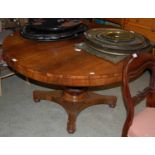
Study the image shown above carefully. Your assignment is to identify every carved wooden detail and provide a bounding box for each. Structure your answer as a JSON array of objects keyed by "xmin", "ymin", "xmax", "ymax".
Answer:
[
  {"xmin": 122, "ymin": 53, "xmax": 155, "ymax": 137},
  {"xmin": 33, "ymin": 88, "xmax": 116, "ymax": 133}
]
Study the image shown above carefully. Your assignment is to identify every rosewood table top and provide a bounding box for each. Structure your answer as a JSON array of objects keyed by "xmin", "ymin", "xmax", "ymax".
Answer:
[
  {"xmin": 3, "ymin": 32, "xmax": 124, "ymax": 87},
  {"xmin": 3, "ymin": 30, "xmax": 126, "ymax": 133}
]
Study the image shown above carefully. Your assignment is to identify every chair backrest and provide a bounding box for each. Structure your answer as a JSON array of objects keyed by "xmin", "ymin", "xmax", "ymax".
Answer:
[{"xmin": 122, "ymin": 53, "xmax": 155, "ymax": 137}]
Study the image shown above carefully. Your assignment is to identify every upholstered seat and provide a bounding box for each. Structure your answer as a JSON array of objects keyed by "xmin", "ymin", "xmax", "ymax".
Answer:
[{"xmin": 128, "ymin": 107, "xmax": 155, "ymax": 137}]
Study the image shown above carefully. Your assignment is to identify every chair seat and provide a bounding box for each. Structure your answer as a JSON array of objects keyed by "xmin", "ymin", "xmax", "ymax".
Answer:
[{"xmin": 128, "ymin": 107, "xmax": 155, "ymax": 137}]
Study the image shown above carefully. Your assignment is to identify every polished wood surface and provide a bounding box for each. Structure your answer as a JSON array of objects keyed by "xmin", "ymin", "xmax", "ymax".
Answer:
[
  {"xmin": 3, "ymin": 30, "xmax": 126, "ymax": 133},
  {"xmin": 3, "ymin": 32, "xmax": 124, "ymax": 87},
  {"xmin": 122, "ymin": 53, "xmax": 155, "ymax": 137}
]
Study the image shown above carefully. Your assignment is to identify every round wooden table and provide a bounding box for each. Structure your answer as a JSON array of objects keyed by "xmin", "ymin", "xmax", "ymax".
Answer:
[{"xmin": 3, "ymin": 32, "xmax": 125, "ymax": 133}]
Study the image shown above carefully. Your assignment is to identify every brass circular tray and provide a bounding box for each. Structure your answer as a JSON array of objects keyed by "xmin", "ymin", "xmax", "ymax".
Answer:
[
  {"xmin": 84, "ymin": 28, "xmax": 152, "ymax": 55},
  {"xmin": 96, "ymin": 28, "xmax": 135, "ymax": 42}
]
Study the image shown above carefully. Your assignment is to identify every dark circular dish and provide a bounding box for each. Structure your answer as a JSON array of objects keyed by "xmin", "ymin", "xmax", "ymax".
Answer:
[{"xmin": 20, "ymin": 20, "xmax": 88, "ymax": 41}]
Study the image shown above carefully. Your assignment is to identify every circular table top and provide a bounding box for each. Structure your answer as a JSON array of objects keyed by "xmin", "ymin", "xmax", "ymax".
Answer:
[{"xmin": 3, "ymin": 31, "xmax": 125, "ymax": 87}]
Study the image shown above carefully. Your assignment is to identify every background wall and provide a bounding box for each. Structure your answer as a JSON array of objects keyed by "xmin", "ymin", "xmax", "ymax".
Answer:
[{"xmin": 0, "ymin": 18, "xmax": 28, "ymax": 31}]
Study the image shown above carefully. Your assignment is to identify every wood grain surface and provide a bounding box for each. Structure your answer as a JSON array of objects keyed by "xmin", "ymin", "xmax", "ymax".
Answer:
[{"xmin": 3, "ymin": 32, "xmax": 124, "ymax": 87}]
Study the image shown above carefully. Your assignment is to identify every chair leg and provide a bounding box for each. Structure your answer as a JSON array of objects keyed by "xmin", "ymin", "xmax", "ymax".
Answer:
[
  {"xmin": 0, "ymin": 78, "xmax": 2, "ymax": 96},
  {"xmin": 25, "ymin": 77, "xmax": 30, "ymax": 85}
]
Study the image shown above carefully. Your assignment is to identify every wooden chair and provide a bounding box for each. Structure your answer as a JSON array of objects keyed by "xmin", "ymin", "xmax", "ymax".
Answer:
[
  {"xmin": 122, "ymin": 53, "xmax": 155, "ymax": 137},
  {"xmin": 0, "ymin": 47, "xmax": 15, "ymax": 96},
  {"xmin": 0, "ymin": 67, "xmax": 15, "ymax": 96}
]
